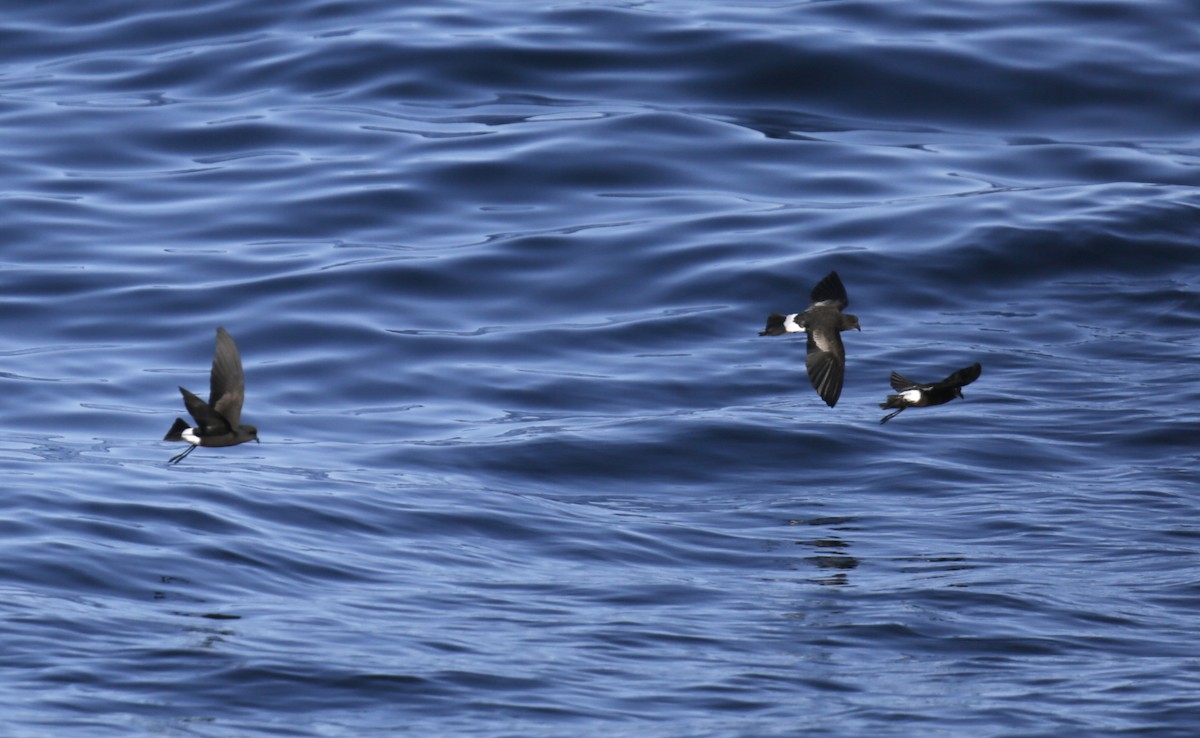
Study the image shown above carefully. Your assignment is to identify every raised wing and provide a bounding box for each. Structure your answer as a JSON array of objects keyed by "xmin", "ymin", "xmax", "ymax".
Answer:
[
  {"xmin": 180, "ymin": 386, "xmax": 232, "ymax": 436},
  {"xmin": 889, "ymin": 371, "xmax": 920, "ymax": 392},
  {"xmin": 809, "ymin": 271, "xmax": 849, "ymax": 310},
  {"xmin": 209, "ymin": 327, "xmax": 246, "ymax": 429}
]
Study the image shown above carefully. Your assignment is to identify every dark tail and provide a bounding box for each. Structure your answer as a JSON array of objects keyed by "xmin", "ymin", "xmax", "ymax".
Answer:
[
  {"xmin": 164, "ymin": 418, "xmax": 190, "ymax": 441},
  {"xmin": 759, "ymin": 313, "xmax": 787, "ymax": 336}
]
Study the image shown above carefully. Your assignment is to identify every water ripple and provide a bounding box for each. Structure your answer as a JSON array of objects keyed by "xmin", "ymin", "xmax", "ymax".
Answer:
[{"xmin": 1, "ymin": 1, "xmax": 1199, "ymax": 736}]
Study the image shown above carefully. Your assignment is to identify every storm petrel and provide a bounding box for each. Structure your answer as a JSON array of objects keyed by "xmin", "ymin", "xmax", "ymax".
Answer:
[
  {"xmin": 760, "ymin": 270, "xmax": 861, "ymax": 407},
  {"xmin": 164, "ymin": 327, "xmax": 259, "ymax": 464},
  {"xmin": 879, "ymin": 362, "xmax": 982, "ymax": 424}
]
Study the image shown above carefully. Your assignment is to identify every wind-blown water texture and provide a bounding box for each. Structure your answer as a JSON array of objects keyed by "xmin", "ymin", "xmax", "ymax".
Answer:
[{"xmin": 1, "ymin": 1, "xmax": 1198, "ymax": 736}]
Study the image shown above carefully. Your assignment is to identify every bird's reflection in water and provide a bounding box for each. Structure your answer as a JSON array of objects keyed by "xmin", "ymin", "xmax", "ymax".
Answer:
[{"xmin": 789, "ymin": 517, "xmax": 859, "ymax": 586}]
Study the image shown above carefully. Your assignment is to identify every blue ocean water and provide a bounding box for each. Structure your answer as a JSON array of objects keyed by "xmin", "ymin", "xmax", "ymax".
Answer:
[{"xmin": 1, "ymin": 1, "xmax": 1198, "ymax": 735}]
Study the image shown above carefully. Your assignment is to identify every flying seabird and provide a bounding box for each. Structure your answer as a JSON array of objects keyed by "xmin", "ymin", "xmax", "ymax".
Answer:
[
  {"xmin": 164, "ymin": 327, "xmax": 259, "ymax": 463},
  {"xmin": 879, "ymin": 362, "xmax": 982, "ymax": 424},
  {"xmin": 760, "ymin": 270, "xmax": 861, "ymax": 407}
]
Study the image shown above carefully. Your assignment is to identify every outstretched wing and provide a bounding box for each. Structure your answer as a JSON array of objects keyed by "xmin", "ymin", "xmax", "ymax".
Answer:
[
  {"xmin": 943, "ymin": 362, "xmax": 982, "ymax": 388},
  {"xmin": 809, "ymin": 271, "xmax": 849, "ymax": 310},
  {"xmin": 805, "ymin": 327, "xmax": 846, "ymax": 407},
  {"xmin": 209, "ymin": 327, "xmax": 246, "ymax": 429}
]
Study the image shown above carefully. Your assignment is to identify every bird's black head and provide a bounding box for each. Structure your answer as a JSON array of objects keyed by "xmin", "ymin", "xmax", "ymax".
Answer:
[
  {"xmin": 238, "ymin": 424, "xmax": 259, "ymax": 443},
  {"xmin": 842, "ymin": 313, "xmax": 861, "ymax": 332}
]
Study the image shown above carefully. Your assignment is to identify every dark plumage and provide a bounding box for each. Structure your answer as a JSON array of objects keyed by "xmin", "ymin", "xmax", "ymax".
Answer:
[
  {"xmin": 164, "ymin": 327, "xmax": 259, "ymax": 463},
  {"xmin": 760, "ymin": 271, "xmax": 861, "ymax": 407},
  {"xmin": 879, "ymin": 362, "xmax": 982, "ymax": 424}
]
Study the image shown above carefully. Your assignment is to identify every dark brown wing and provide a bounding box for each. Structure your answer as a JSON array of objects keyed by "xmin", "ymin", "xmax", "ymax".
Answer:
[
  {"xmin": 805, "ymin": 324, "xmax": 846, "ymax": 408},
  {"xmin": 889, "ymin": 371, "xmax": 920, "ymax": 392},
  {"xmin": 209, "ymin": 327, "xmax": 246, "ymax": 429},
  {"xmin": 180, "ymin": 386, "xmax": 231, "ymax": 436},
  {"xmin": 809, "ymin": 271, "xmax": 849, "ymax": 310},
  {"xmin": 942, "ymin": 362, "xmax": 982, "ymax": 388}
]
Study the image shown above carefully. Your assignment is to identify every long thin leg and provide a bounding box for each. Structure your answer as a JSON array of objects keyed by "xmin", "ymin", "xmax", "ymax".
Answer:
[
  {"xmin": 879, "ymin": 407, "xmax": 905, "ymax": 425},
  {"xmin": 168, "ymin": 444, "xmax": 198, "ymax": 464}
]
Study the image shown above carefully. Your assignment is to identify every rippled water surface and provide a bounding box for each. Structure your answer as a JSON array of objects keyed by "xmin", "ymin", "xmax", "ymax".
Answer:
[{"xmin": 2, "ymin": 1, "xmax": 1199, "ymax": 736}]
